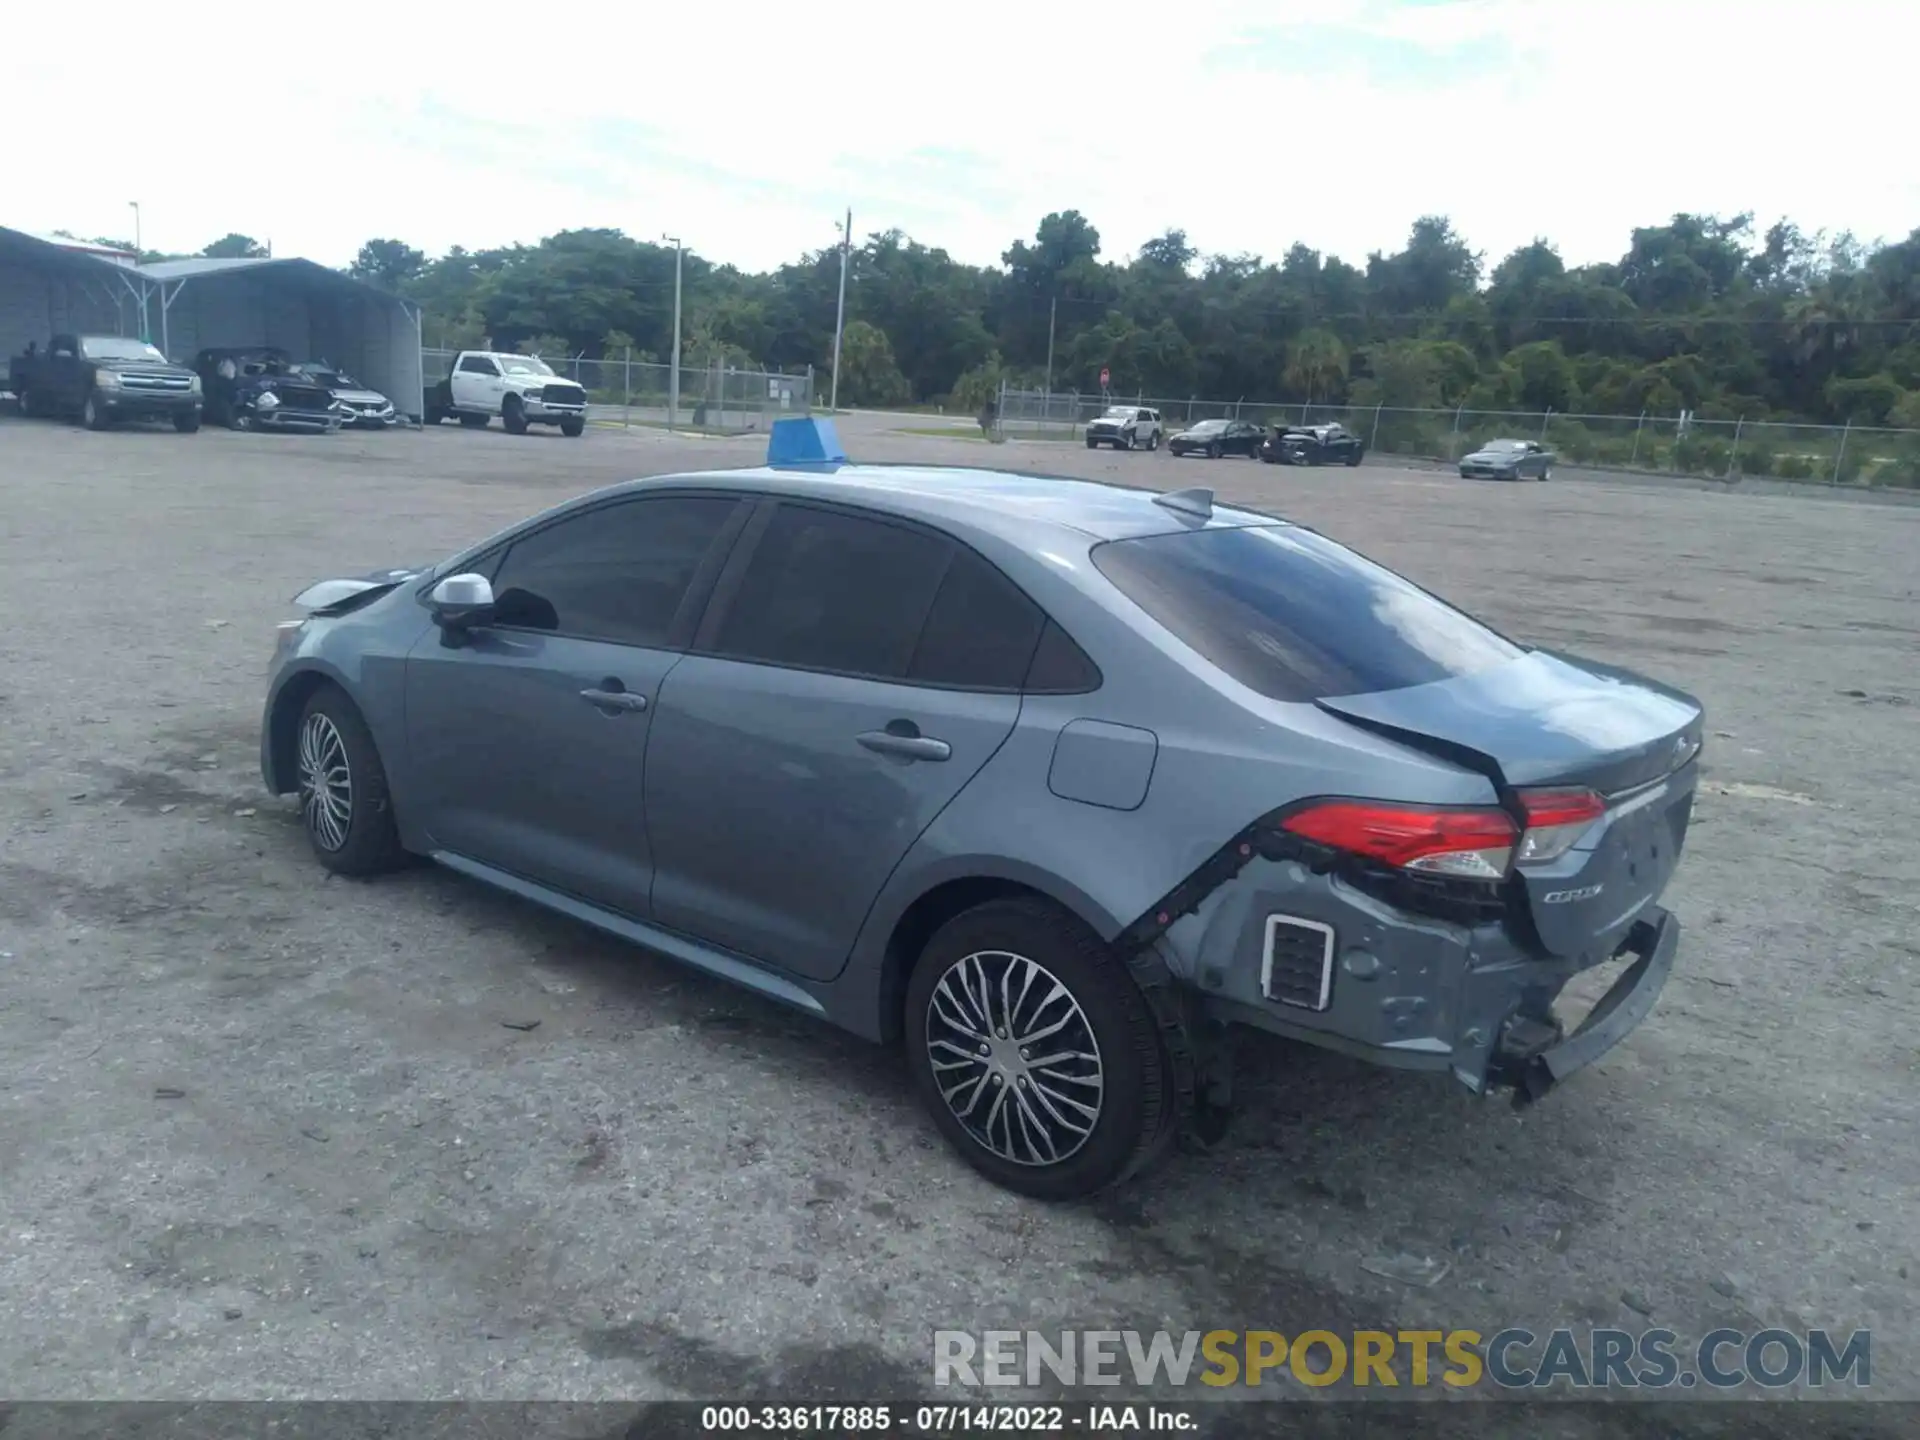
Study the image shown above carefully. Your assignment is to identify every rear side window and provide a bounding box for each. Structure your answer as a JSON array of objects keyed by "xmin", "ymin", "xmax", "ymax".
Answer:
[
  {"xmin": 1091, "ymin": 524, "xmax": 1522, "ymax": 701},
  {"xmin": 712, "ymin": 506, "xmax": 950, "ymax": 678},
  {"xmin": 907, "ymin": 547, "xmax": 1046, "ymax": 690}
]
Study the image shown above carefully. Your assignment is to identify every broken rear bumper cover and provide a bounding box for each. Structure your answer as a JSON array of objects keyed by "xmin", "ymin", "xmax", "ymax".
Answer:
[{"xmin": 1134, "ymin": 848, "xmax": 1681, "ymax": 1106}]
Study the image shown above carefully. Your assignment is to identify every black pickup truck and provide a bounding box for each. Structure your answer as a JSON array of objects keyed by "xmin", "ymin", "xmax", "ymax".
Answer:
[{"xmin": 8, "ymin": 334, "xmax": 203, "ymax": 431}]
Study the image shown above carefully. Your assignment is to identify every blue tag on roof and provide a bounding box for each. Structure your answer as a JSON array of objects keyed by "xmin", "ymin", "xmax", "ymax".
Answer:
[{"xmin": 767, "ymin": 416, "xmax": 848, "ymax": 467}]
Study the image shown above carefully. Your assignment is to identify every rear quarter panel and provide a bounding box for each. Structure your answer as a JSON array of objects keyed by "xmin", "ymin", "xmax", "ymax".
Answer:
[{"xmin": 832, "ymin": 526, "xmax": 1498, "ymax": 1038}]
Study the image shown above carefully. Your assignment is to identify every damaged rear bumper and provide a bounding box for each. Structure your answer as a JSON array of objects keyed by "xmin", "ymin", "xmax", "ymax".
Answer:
[
  {"xmin": 1485, "ymin": 907, "xmax": 1679, "ymax": 1105},
  {"xmin": 1131, "ymin": 840, "xmax": 1682, "ymax": 1107}
]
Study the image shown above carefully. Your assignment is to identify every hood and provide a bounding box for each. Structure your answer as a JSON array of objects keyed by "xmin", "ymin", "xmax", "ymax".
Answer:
[
  {"xmin": 506, "ymin": 373, "xmax": 581, "ymax": 390},
  {"xmin": 1464, "ymin": 449, "xmax": 1521, "ymax": 464},
  {"xmin": 98, "ymin": 357, "xmax": 195, "ymax": 377},
  {"xmin": 290, "ymin": 567, "xmax": 426, "ymax": 614}
]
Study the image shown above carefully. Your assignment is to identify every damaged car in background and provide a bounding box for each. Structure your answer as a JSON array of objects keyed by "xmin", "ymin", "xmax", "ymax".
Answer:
[
  {"xmin": 257, "ymin": 457, "xmax": 1702, "ymax": 1201},
  {"xmin": 192, "ymin": 347, "xmax": 344, "ymax": 432},
  {"xmin": 290, "ymin": 361, "xmax": 398, "ymax": 428}
]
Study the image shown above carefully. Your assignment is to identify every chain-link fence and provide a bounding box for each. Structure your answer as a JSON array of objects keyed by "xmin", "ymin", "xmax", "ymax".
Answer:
[
  {"xmin": 422, "ymin": 349, "xmax": 813, "ymax": 435},
  {"xmin": 995, "ymin": 388, "xmax": 1920, "ymax": 488}
]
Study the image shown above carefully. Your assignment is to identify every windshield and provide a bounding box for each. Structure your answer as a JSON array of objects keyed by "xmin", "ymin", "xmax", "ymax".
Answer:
[
  {"xmin": 1481, "ymin": 439, "xmax": 1527, "ymax": 453},
  {"xmin": 80, "ymin": 337, "xmax": 167, "ymax": 363},
  {"xmin": 1186, "ymin": 420, "xmax": 1228, "ymax": 435},
  {"xmin": 300, "ymin": 367, "xmax": 355, "ymax": 387},
  {"xmin": 500, "ymin": 356, "xmax": 555, "ymax": 376},
  {"xmin": 1101, "ymin": 406, "xmax": 1133, "ymax": 418}
]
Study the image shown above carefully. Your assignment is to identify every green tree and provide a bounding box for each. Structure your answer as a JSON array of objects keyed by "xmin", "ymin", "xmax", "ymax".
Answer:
[
  {"xmin": 201, "ymin": 233, "xmax": 269, "ymax": 259},
  {"xmin": 833, "ymin": 320, "xmax": 911, "ymax": 408}
]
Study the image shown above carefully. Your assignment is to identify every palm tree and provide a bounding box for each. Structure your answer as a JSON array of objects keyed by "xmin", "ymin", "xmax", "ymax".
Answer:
[{"xmin": 1284, "ymin": 329, "xmax": 1349, "ymax": 403}]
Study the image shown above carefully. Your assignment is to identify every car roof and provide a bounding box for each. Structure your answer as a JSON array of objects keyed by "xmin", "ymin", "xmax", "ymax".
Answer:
[{"xmin": 591, "ymin": 464, "xmax": 1285, "ymax": 544}]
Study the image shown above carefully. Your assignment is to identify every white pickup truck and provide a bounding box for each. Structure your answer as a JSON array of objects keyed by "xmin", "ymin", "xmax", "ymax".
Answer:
[{"xmin": 424, "ymin": 351, "xmax": 588, "ymax": 436}]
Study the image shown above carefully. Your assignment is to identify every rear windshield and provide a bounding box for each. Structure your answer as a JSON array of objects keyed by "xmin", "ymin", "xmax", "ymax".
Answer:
[{"xmin": 1090, "ymin": 524, "xmax": 1523, "ymax": 701}]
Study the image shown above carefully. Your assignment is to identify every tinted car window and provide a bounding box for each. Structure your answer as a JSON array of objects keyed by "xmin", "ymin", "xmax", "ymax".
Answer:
[
  {"xmin": 1023, "ymin": 620, "xmax": 1102, "ymax": 694},
  {"xmin": 908, "ymin": 547, "xmax": 1046, "ymax": 690},
  {"xmin": 488, "ymin": 496, "xmax": 739, "ymax": 646},
  {"xmin": 712, "ymin": 506, "xmax": 950, "ymax": 678},
  {"xmin": 1091, "ymin": 524, "xmax": 1523, "ymax": 701}
]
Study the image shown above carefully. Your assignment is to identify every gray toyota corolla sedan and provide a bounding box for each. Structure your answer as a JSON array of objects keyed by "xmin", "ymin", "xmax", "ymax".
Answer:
[{"xmin": 261, "ymin": 425, "xmax": 1702, "ymax": 1199}]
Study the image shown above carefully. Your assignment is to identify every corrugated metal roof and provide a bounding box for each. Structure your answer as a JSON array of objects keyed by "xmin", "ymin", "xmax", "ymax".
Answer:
[
  {"xmin": 0, "ymin": 225, "xmax": 142, "ymax": 279},
  {"xmin": 137, "ymin": 256, "xmax": 285, "ymax": 280},
  {"xmin": 136, "ymin": 255, "xmax": 412, "ymax": 309}
]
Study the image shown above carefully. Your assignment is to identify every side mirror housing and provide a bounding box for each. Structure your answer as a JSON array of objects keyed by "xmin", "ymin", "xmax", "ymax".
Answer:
[{"xmin": 425, "ymin": 573, "xmax": 495, "ymax": 629}]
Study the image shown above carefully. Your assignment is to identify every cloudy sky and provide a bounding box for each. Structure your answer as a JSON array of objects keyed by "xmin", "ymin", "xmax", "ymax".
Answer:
[{"xmin": 6, "ymin": 0, "xmax": 1912, "ymax": 275}]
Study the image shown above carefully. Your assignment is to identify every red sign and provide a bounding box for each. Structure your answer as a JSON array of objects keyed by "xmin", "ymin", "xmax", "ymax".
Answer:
[{"xmin": 1099, "ymin": 367, "xmax": 1110, "ymax": 388}]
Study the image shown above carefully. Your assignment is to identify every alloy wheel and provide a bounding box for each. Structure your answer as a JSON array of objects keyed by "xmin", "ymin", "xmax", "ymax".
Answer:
[
  {"xmin": 297, "ymin": 711, "xmax": 353, "ymax": 852},
  {"xmin": 925, "ymin": 950, "xmax": 1105, "ymax": 1167}
]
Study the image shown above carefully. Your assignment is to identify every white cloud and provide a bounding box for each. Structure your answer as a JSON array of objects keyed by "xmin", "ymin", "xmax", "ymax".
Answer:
[{"xmin": 4, "ymin": 0, "xmax": 1912, "ymax": 275}]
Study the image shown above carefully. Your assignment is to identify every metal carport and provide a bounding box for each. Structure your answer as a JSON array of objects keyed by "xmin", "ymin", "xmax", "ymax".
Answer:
[
  {"xmin": 0, "ymin": 227, "xmax": 154, "ymax": 383},
  {"xmin": 136, "ymin": 258, "xmax": 425, "ymax": 422}
]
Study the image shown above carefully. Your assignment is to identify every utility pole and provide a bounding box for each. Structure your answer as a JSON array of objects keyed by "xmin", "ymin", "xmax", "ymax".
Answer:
[
  {"xmin": 128, "ymin": 202, "xmax": 148, "ymax": 340},
  {"xmin": 1043, "ymin": 295, "xmax": 1057, "ymax": 396},
  {"xmin": 829, "ymin": 208, "xmax": 851, "ymax": 413},
  {"xmin": 662, "ymin": 235, "xmax": 684, "ymax": 429}
]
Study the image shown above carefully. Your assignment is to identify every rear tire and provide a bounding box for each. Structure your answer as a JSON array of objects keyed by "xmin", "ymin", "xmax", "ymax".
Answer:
[
  {"xmin": 15, "ymin": 388, "xmax": 32, "ymax": 418},
  {"xmin": 904, "ymin": 897, "xmax": 1173, "ymax": 1200},
  {"xmin": 295, "ymin": 684, "xmax": 409, "ymax": 878}
]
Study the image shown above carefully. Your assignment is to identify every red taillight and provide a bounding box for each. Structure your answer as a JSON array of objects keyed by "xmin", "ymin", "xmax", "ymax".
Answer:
[
  {"xmin": 1279, "ymin": 800, "xmax": 1518, "ymax": 880},
  {"xmin": 1514, "ymin": 787, "xmax": 1606, "ymax": 865}
]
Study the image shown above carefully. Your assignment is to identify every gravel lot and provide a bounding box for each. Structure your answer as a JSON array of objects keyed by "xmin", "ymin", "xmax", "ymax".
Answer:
[{"xmin": 1, "ymin": 411, "xmax": 1915, "ymax": 1420}]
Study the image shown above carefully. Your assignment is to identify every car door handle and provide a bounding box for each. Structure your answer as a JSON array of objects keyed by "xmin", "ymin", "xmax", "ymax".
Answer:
[
  {"xmin": 580, "ymin": 687, "xmax": 647, "ymax": 712},
  {"xmin": 857, "ymin": 730, "xmax": 951, "ymax": 762}
]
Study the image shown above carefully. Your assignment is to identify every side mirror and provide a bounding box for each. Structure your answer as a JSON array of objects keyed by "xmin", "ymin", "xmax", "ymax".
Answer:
[{"xmin": 426, "ymin": 573, "xmax": 495, "ymax": 629}]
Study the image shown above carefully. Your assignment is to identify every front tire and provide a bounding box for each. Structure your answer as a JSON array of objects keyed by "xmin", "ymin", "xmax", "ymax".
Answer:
[
  {"xmin": 560, "ymin": 415, "xmax": 585, "ymax": 437},
  {"xmin": 502, "ymin": 395, "xmax": 530, "ymax": 436},
  {"xmin": 904, "ymin": 898, "xmax": 1173, "ymax": 1200},
  {"xmin": 82, "ymin": 395, "xmax": 110, "ymax": 431},
  {"xmin": 174, "ymin": 409, "xmax": 201, "ymax": 434},
  {"xmin": 296, "ymin": 685, "xmax": 409, "ymax": 877},
  {"xmin": 1206, "ymin": 442, "xmax": 1222, "ymax": 459},
  {"xmin": 1084, "ymin": 436, "xmax": 1098, "ymax": 450},
  {"xmin": 1345, "ymin": 448, "xmax": 1361, "ymax": 467}
]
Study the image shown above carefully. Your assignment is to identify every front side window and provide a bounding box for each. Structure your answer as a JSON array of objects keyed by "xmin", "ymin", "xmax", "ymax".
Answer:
[
  {"xmin": 457, "ymin": 355, "xmax": 498, "ymax": 375},
  {"xmin": 487, "ymin": 496, "xmax": 740, "ymax": 646},
  {"xmin": 1092, "ymin": 524, "xmax": 1523, "ymax": 702},
  {"xmin": 710, "ymin": 506, "xmax": 951, "ymax": 679}
]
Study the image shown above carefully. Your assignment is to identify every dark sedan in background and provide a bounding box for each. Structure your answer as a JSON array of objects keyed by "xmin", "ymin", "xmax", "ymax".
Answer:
[
  {"xmin": 1460, "ymin": 438, "xmax": 1554, "ymax": 480},
  {"xmin": 1262, "ymin": 422, "xmax": 1366, "ymax": 467},
  {"xmin": 1168, "ymin": 418, "xmax": 1264, "ymax": 458}
]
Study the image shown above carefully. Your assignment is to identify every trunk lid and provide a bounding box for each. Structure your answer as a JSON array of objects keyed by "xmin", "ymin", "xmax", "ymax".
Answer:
[{"xmin": 1316, "ymin": 650, "xmax": 1704, "ymax": 959}]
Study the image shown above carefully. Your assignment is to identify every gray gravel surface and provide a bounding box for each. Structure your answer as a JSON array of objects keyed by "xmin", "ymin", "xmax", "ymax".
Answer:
[{"xmin": 0, "ymin": 412, "xmax": 1915, "ymax": 1407}]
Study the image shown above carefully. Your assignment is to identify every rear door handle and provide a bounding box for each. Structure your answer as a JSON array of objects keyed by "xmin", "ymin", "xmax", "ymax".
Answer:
[
  {"xmin": 857, "ymin": 730, "xmax": 951, "ymax": 762},
  {"xmin": 580, "ymin": 687, "xmax": 647, "ymax": 713}
]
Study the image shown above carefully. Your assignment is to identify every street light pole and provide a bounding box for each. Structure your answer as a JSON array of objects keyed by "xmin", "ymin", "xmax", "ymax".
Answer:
[
  {"xmin": 829, "ymin": 208, "xmax": 851, "ymax": 413},
  {"xmin": 1044, "ymin": 295, "xmax": 1057, "ymax": 395},
  {"xmin": 662, "ymin": 235, "xmax": 683, "ymax": 429},
  {"xmin": 129, "ymin": 201, "xmax": 141, "ymax": 256}
]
